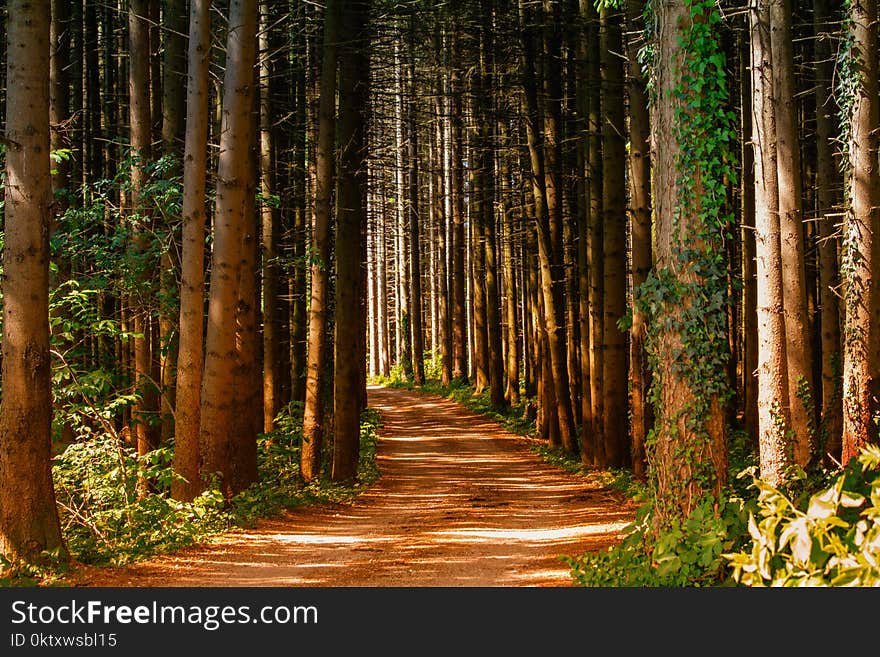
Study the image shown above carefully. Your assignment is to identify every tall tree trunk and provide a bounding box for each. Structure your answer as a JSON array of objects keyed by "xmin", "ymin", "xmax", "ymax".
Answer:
[
  {"xmin": 501, "ymin": 126, "xmax": 520, "ymax": 405},
  {"xmin": 627, "ymin": 0, "xmax": 652, "ymax": 480},
  {"xmin": 751, "ymin": 0, "xmax": 791, "ymax": 486},
  {"xmin": 841, "ymin": 0, "xmax": 880, "ymax": 465},
  {"xmin": 172, "ymin": 0, "xmax": 211, "ymax": 501},
  {"xmin": 200, "ymin": 0, "xmax": 258, "ymax": 497},
  {"xmin": 480, "ymin": 0, "xmax": 505, "ymax": 408},
  {"xmin": 158, "ymin": 0, "xmax": 188, "ymax": 444},
  {"xmin": 600, "ymin": 6, "xmax": 629, "ymax": 468},
  {"xmin": 740, "ymin": 23, "xmax": 759, "ymax": 447},
  {"xmin": 650, "ymin": 0, "xmax": 730, "ymax": 526},
  {"xmin": 771, "ymin": 0, "xmax": 815, "ymax": 466},
  {"xmin": 332, "ymin": 0, "xmax": 372, "ymax": 483},
  {"xmin": 0, "ymin": 0, "xmax": 67, "ymax": 563},
  {"xmin": 290, "ymin": 31, "xmax": 308, "ymax": 404},
  {"xmin": 450, "ymin": 27, "xmax": 468, "ymax": 382},
  {"xmin": 813, "ymin": 0, "xmax": 842, "ymax": 461},
  {"xmin": 301, "ymin": 0, "xmax": 340, "ymax": 482},
  {"xmin": 129, "ymin": 0, "xmax": 158, "ymax": 490},
  {"xmin": 586, "ymin": 1, "xmax": 604, "ymax": 466},
  {"xmin": 407, "ymin": 48, "xmax": 425, "ymax": 386},
  {"xmin": 260, "ymin": 1, "xmax": 281, "ymax": 432}
]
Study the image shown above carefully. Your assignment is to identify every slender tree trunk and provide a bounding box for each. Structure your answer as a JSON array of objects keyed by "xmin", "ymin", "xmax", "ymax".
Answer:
[
  {"xmin": 407, "ymin": 49, "xmax": 425, "ymax": 385},
  {"xmin": 332, "ymin": 0, "xmax": 372, "ymax": 483},
  {"xmin": 586, "ymin": 1, "xmax": 604, "ymax": 466},
  {"xmin": 501, "ymin": 126, "xmax": 520, "ymax": 405},
  {"xmin": 259, "ymin": 2, "xmax": 281, "ymax": 432},
  {"xmin": 301, "ymin": 0, "xmax": 340, "ymax": 482},
  {"xmin": 627, "ymin": 0, "xmax": 652, "ymax": 480},
  {"xmin": 172, "ymin": 0, "xmax": 211, "ymax": 501},
  {"xmin": 813, "ymin": 0, "xmax": 842, "ymax": 461},
  {"xmin": 841, "ymin": 0, "xmax": 880, "ymax": 465},
  {"xmin": 751, "ymin": 0, "xmax": 791, "ymax": 486},
  {"xmin": 200, "ymin": 0, "xmax": 258, "ymax": 497},
  {"xmin": 740, "ymin": 24, "xmax": 759, "ymax": 446},
  {"xmin": 129, "ymin": 0, "xmax": 158, "ymax": 491},
  {"xmin": 434, "ymin": 32, "xmax": 452, "ymax": 386},
  {"xmin": 377, "ymin": 206, "xmax": 391, "ymax": 376},
  {"xmin": 0, "ymin": 0, "xmax": 67, "ymax": 563},
  {"xmin": 450, "ymin": 28, "xmax": 468, "ymax": 382},
  {"xmin": 290, "ymin": 37, "xmax": 308, "ymax": 404},
  {"xmin": 600, "ymin": 7, "xmax": 629, "ymax": 468},
  {"xmin": 771, "ymin": 0, "xmax": 815, "ymax": 466}
]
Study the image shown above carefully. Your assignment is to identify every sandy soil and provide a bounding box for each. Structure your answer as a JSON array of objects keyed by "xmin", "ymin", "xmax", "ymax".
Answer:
[{"xmin": 73, "ymin": 386, "xmax": 635, "ymax": 587}]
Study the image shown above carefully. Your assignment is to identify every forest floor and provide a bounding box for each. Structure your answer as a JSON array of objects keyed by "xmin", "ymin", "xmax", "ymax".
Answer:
[{"xmin": 71, "ymin": 386, "xmax": 636, "ymax": 587}]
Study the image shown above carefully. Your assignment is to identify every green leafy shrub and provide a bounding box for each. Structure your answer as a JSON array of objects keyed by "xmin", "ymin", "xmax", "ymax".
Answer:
[
  {"xmin": 566, "ymin": 494, "xmax": 751, "ymax": 587},
  {"xmin": 724, "ymin": 445, "xmax": 880, "ymax": 587},
  {"xmin": 53, "ymin": 436, "xmax": 228, "ymax": 566},
  {"xmin": 50, "ymin": 401, "xmax": 383, "ymax": 569}
]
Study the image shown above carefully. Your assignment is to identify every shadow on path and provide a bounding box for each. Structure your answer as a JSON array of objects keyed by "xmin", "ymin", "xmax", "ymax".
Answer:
[{"xmin": 78, "ymin": 386, "xmax": 634, "ymax": 587}]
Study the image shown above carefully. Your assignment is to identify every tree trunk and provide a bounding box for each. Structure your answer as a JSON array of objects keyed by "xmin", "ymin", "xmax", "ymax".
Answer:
[
  {"xmin": 290, "ymin": 35, "xmax": 308, "ymax": 404},
  {"xmin": 751, "ymin": 0, "xmax": 791, "ymax": 486},
  {"xmin": 813, "ymin": 0, "xmax": 842, "ymax": 461},
  {"xmin": 600, "ymin": 7, "xmax": 629, "ymax": 468},
  {"xmin": 200, "ymin": 0, "xmax": 258, "ymax": 498},
  {"xmin": 172, "ymin": 0, "xmax": 211, "ymax": 501},
  {"xmin": 450, "ymin": 27, "xmax": 468, "ymax": 382},
  {"xmin": 586, "ymin": 1, "xmax": 604, "ymax": 466},
  {"xmin": 740, "ymin": 23, "xmax": 759, "ymax": 447},
  {"xmin": 158, "ymin": 0, "xmax": 188, "ymax": 445},
  {"xmin": 332, "ymin": 0, "xmax": 372, "ymax": 483},
  {"xmin": 129, "ymin": 0, "xmax": 158, "ymax": 492},
  {"xmin": 841, "ymin": 0, "xmax": 880, "ymax": 465},
  {"xmin": 260, "ymin": 1, "xmax": 281, "ymax": 432},
  {"xmin": 0, "ymin": 0, "xmax": 67, "ymax": 563},
  {"xmin": 301, "ymin": 0, "xmax": 340, "ymax": 482},
  {"xmin": 626, "ymin": 0, "xmax": 652, "ymax": 480},
  {"xmin": 650, "ymin": 0, "xmax": 730, "ymax": 526},
  {"xmin": 770, "ymin": 0, "xmax": 815, "ymax": 467},
  {"xmin": 407, "ymin": 49, "xmax": 425, "ymax": 386},
  {"xmin": 520, "ymin": 0, "xmax": 576, "ymax": 453}
]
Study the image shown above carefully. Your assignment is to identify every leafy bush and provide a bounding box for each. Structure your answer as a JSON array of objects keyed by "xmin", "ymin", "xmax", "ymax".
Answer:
[
  {"xmin": 566, "ymin": 494, "xmax": 751, "ymax": 587},
  {"xmin": 724, "ymin": 445, "xmax": 880, "ymax": 587},
  {"xmin": 50, "ymin": 402, "xmax": 383, "ymax": 569},
  {"xmin": 53, "ymin": 436, "xmax": 229, "ymax": 566}
]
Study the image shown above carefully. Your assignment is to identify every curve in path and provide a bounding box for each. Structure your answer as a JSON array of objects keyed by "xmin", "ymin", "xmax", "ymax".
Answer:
[{"xmin": 79, "ymin": 386, "xmax": 634, "ymax": 587}]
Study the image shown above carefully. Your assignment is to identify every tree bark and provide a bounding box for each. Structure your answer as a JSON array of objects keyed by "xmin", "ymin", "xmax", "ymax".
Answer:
[
  {"xmin": 200, "ymin": 0, "xmax": 258, "ymax": 497},
  {"xmin": 650, "ymin": 0, "xmax": 729, "ymax": 525},
  {"xmin": 0, "ymin": 0, "xmax": 67, "ymax": 563},
  {"xmin": 260, "ymin": 1, "xmax": 281, "ymax": 432},
  {"xmin": 813, "ymin": 0, "xmax": 842, "ymax": 461},
  {"xmin": 626, "ymin": 0, "xmax": 652, "ymax": 480},
  {"xmin": 841, "ymin": 0, "xmax": 880, "ymax": 465},
  {"xmin": 301, "ymin": 0, "xmax": 340, "ymax": 482},
  {"xmin": 751, "ymin": 0, "xmax": 791, "ymax": 486},
  {"xmin": 770, "ymin": 0, "xmax": 815, "ymax": 467},
  {"xmin": 332, "ymin": 0, "xmax": 372, "ymax": 483},
  {"xmin": 600, "ymin": 7, "xmax": 629, "ymax": 468},
  {"xmin": 172, "ymin": 0, "xmax": 211, "ymax": 501}
]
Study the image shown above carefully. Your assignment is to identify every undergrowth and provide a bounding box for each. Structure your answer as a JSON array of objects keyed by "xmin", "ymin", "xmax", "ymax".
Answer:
[
  {"xmin": 0, "ymin": 404, "xmax": 382, "ymax": 586},
  {"xmin": 566, "ymin": 433, "xmax": 880, "ymax": 587}
]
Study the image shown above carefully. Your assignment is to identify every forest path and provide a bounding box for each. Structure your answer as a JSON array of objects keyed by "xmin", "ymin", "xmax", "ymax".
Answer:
[{"xmin": 76, "ymin": 386, "xmax": 634, "ymax": 587}]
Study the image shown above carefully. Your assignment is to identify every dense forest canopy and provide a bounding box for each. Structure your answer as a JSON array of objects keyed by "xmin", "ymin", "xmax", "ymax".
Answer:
[{"xmin": 0, "ymin": 0, "xmax": 878, "ymax": 586}]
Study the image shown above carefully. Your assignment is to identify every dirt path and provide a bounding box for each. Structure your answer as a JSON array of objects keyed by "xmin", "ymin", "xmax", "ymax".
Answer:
[{"xmin": 75, "ymin": 386, "xmax": 634, "ymax": 587}]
